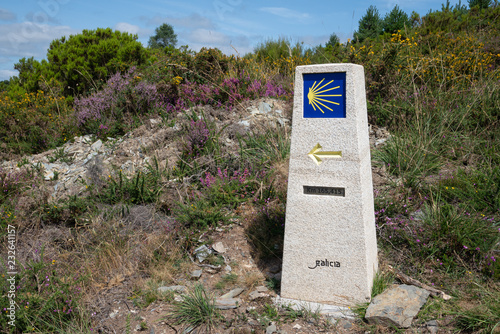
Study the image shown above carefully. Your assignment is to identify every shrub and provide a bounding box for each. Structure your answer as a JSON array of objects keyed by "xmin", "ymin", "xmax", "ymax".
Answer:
[
  {"xmin": 47, "ymin": 28, "xmax": 148, "ymax": 96},
  {"xmin": 0, "ymin": 89, "xmax": 75, "ymax": 154},
  {"xmin": 74, "ymin": 67, "xmax": 167, "ymax": 138}
]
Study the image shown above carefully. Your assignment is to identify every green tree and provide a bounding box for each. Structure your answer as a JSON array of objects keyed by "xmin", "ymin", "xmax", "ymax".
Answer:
[
  {"xmin": 468, "ymin": 0, "xmax": 491, "ymax": 8},
  {"xmin": 148, "ymin": 23, "xmax": 177, "ymax": 49},
  {"xmin": 382, "ymin": 5, "xmax": 411, "ymax": 34},
  {"xmin": 353, "ymin": 6, "xmax": 383, "ymax": 43},
  {"xmin": 0, "ymin": 80, "xmax": 9, "ymax": 92},
  {"xmin": 325, "ymin": 33, "xmax": 340, "ymax": 47},
  {"xmin": 46, "ymin": 28, "xmax": 147, "ymax": 95},
  {"xmin": 13, "ymin": 57, "xmax": 46, "ymax": 93}
]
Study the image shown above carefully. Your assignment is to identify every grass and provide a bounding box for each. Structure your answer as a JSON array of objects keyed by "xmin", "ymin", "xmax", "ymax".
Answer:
[{"xmin": 168, "ymin": 284, "xmax": 222, "ymax": 332}]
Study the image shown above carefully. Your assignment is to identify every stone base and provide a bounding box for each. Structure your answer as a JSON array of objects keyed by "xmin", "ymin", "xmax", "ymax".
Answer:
[{"xmin": 274, "ymin": 296, "xmax": 355, "ymax": 319}]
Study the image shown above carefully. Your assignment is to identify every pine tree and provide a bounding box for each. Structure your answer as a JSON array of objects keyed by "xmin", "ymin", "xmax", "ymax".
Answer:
[
  {"xmin": 353, "ymin": 6, "xmax": 383, "ymax": 43},
  {"xmin": 148, "ymin": 23, "xmax": 177, "ymax": 49},
  {"xmin": 382, "ymin": 5, "xmax": 411, "ymax": 34}
]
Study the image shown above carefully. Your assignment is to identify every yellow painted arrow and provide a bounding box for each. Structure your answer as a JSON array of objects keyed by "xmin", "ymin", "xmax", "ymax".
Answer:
[{"xmin": 308, "ymin": 143, "xmax": 342, "ymax": 165}]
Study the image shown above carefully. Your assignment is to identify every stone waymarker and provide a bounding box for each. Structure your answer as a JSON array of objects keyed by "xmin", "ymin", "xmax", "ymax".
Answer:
[{"xmin": 280, "ymin": 64, "xmax": 378, "ymax": 309}]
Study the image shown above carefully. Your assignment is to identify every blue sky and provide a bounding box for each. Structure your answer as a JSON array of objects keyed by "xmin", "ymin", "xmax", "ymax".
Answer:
[{"xmin": 0, "ymin": 0, "xmax": 464, "ymax": 81}]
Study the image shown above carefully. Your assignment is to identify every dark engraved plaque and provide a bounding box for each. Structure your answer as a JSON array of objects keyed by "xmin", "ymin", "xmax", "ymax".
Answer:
[{"xmin": 303, "ymin": 186, "xmax": 345, "ymax": 197}]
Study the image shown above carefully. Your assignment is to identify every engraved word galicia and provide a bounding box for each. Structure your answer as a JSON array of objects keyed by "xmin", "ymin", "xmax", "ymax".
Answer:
[{"xmin": 308, "ymin": 259, "xmax": 341, "ymax": 269}]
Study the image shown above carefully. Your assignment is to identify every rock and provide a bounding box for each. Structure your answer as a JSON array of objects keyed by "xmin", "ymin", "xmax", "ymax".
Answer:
[
  {"xmin": 247, "ymin": 319, "xmax": 260, "ymax": 326},
  {"xmin": 365, "ymin": 284, "xmax": 430, "ymax": 328},
  {"xmin": 109, "ymin": 309, "xmax": 119, "ymax": 319},
  {"xmin": 266, "ymin": 322, "xmax": 277, "ymax": 334},
  {"xmin": 249, "ymin": 107, "xmax": 260, "ymax": 115},
  {"xmin": 259, "ymin": 102, "xmax": 272, "ymax": 114},
  {"xmin": 157, "ymin": 285, "xmax": 186, "ymax": 294},
  {"xmin": 426, "ymin": 320, "xmax": 439, "ymax": 334},
  {"xmin": 91, "ymin": 139, "xmax": 102, "ymax": 151},
  {"xmin": 337, "ymin": 319, "xmax": 353, "ymax": 329},
  {"xmin": 256, "ymin": 286, "xmax": 269, "ymax": 293},
  {"xmin": 224, "ymin": 265, "xmax": 232, "ymax": 272},
  {"xmin": 193, "ymin": 245, "xmax": 212, "ymax": 263},
  {"xmin": 249, "ymin": 290, "xmax": 266, "ymax": 300},
  {"xmin": 238, "ymin": 120, "xmax": 251, "ymax": 128},
  {"xmin": 292, "ymin": 323, "xmax": 302, "ymax": 329},
  {"xmin": 212, "ymin": 241, "xmax": 226, "ymax": 253},
  {"xmin": 220, "ymin": 288, "xmax": 245, "ymax": 299},
  {"xmin": 190, "ymin": 269, "xmax": 202, "ymax": 279},
  {"xmin": 215, "ymin": 297, "xmax": 241, "ymax": 309},
  {"xmin": 44, "ymin": 171, "xmax": 55, "ymax": 181}
]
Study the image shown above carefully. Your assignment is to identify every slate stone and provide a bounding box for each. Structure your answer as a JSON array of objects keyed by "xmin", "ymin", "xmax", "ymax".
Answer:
[
  {"xmin": 266, "ymin": 322, "xmax": 277, "ymax": 334},
  {"xmin": 190, "ymin": 269, "xmax": 202, "ymax": 279},
  {"xmin": 157, "ymin": 285, "xmax": 186, "ymax": 293},
  {"xmin": 215, "ymin": 297, "xmax": 241, "ymax": 309},
  {"xmin": 212, "ymin": 241, "xmax": 226, "ymax": 253},
  {"xmin": 259, "ymin": 102, "xmax": 272, "ymax": 113},
  {"xmin": 365, "ymin": 284, "xmax": 430, "ymax": 328},
  {"xmin": 193, "ymin": 245, "xmax": 212, "ymax": 263},
  {"xmin": 238, "ymin": 120, "xmax": 251, "ymax": 128},
  {"xmin": 220, "ymin": 288, "xmax": 245, "ymax": 299},
  {"xmin": 248, "ymin": 290, "xmax": 266, "ymax": 300},
  {"xmin": 91, "ymin": 139, "xmax": 103, "ymax": 151}
]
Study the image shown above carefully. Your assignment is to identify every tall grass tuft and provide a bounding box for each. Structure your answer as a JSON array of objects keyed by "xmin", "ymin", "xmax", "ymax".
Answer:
[{"xmin": 168, "ymin": 284, "xmax": 222, "ymax": 332}]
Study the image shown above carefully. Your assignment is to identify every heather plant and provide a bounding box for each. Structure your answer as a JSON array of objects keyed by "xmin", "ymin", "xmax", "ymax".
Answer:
[
  {"xmin": 183, "ymin": 119, "xmax": 210, "ymax": 159},
  {"xmin": 74, "ymin": 67, "xmax": 168, "ymax": 138},
  {"xmin": 177, "ymin": 74, "xmax": 291, "ymax": 111}
]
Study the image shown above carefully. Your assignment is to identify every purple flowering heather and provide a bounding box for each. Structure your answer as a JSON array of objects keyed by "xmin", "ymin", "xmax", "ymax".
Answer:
[
  {"xmin": 185, "ymin": 119, "xmax": 210, "ymax": 157},
  {"xmin": 74, "ymin": 67, "xmax": 167, "ymax": 132}
]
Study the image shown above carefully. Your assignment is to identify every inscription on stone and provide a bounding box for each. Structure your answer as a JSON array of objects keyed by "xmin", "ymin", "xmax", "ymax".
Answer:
[
  {"xmin": 308, "ymin": 259, "xmax": 341, "ymax": 269},
  {"xmin": 303, "ymin": 186, "xmax": 345, "ymax": 197}
]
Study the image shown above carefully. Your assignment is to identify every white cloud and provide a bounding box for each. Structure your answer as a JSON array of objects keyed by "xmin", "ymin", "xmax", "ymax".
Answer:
[
  {"xmin": 187, "ymin": 28, "xmax": 230, "ymax": 44},
  {"xmin": 260, "ymin": 7, "xmax": 311, "ymax": 22},
  {"xmin": 114, "ymin": 22, "xmax": 149, "ymax": 37},
  {"xmin": 177, "ymin": 29, "xmax": 252, "ymax": 56},
  {"xmin": 0, "ymin": 69, "xmax": 17, "ymax": 81},
  {"xmin": 143, "ymin": 14, "xmax": 215, "ymax": 29},
  {"xmin": 0, "ymin": 23, "xmax": 75, "ymax": 58},
  {"xmin": 0, "ymin": 8, "xmax": 16, "ymax": 21}
]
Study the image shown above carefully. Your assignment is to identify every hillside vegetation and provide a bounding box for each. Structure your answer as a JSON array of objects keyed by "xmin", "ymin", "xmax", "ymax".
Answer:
[{"xmin": 0, "ymin": 3, "xmax": 499, "ymax": 333}]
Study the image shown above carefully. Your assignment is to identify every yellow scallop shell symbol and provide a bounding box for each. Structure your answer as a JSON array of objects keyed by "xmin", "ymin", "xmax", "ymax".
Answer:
[{"xmin": 307, "ymin": 78, "xmax": 342, "ymax": 113}]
